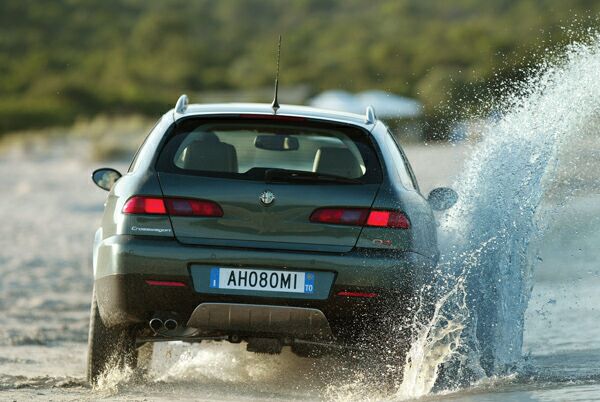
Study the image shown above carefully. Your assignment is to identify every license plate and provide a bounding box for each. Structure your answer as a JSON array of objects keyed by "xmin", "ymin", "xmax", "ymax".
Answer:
[{"xmin": 209, "ymin": 267, "xmax": 315, "ymax": 294}]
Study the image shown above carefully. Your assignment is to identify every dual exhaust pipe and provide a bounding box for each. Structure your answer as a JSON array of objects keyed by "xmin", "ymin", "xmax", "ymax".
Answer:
[{"xmin": 149, "ymin": 318, "xmax": 178, "ymax": 332}]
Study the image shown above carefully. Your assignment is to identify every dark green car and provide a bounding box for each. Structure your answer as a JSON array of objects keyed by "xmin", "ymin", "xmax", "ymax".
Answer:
[{"xmin": 88, "ymin": 96, "xmax": 456, "ymax": 384}]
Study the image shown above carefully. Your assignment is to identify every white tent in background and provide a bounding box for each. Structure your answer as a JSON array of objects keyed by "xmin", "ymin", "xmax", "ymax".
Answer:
[
  {"xmin": 308, "ymin": 90, "xmax": 422, "ymax": 119},
  {"xmin": 307, "ymin": 90, "xmax": 363, "ymax": 114},
  {"xmin": 355, "ymin": 90, "xmax": 422, "ymax": 119}
]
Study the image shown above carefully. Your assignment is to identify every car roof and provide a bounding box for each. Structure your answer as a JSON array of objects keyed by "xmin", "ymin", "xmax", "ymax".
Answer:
[{"xmin": 170, "ymin": 102, "xmax": 374, "ymax": 129}]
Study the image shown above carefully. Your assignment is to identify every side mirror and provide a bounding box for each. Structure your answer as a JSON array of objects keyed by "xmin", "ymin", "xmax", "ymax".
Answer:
[
  {"xmin": 427, "ymin": 187, "xmax": 458, "ymax": 211},
  {"xmin": 92, "ymin": 168, "xmax": 122, "ymax": 191}
]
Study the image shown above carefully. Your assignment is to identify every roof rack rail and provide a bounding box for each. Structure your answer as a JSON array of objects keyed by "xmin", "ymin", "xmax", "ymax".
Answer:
[
  {"xmin": 365, "ymin": 105, "xmax": 376, "ymax": 124},
  {"xmin": 174, "ymin": 94, "xmax": 189, "ymax": 115}
]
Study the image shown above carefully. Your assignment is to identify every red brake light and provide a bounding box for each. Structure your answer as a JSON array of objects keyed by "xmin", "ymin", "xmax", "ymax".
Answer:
[
  {"xmin": 366, "ymin": 210, "xmax": 410, "ymax": 229},
  {"xmin": 309, "ymin": 207, "xmax": 410, "ymax": 229},
  {"xmin": 239, "ymin": 114, "xmax": 307, "ymax": 121},
  {"xmin": 123, "ymin": 196, "xmax": 223, "ymax": 217},
  {"xmin": 145, "ymin": 280, "xmax": 187, "ymax": 287},
  {"xmin": 123, "ymin": 196, "xmax": 167, "ymax": 215},
  {"xmin": 337, "ymin": 291, "xmax": 378, "ymax": 298},
  {"xmin": 165, "ymin": 198, "xmax": 223, "ymax": 217},
  {"xmin": 309, "ymin": 208, "xmax": 369, "ymax": 226}
]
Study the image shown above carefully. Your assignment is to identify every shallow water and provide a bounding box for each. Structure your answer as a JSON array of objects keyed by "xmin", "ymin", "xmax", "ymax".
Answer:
[{"xmin": 1, "ymin": 142, "xmax": 600, "ymax": 401}]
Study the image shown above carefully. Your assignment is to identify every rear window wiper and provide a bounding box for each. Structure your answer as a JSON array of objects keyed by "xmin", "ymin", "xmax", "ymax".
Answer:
[{"xmin": 264, "ymin": 169, "xmax": 361, "ymax": 184}]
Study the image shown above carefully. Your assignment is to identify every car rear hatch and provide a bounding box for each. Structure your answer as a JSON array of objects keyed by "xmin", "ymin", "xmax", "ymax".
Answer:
[{"xmin": 155, "ymin": 117, "xmax": 382, "ymax": 253}]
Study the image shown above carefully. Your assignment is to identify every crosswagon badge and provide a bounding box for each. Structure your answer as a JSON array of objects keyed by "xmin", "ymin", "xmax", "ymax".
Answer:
[{"xmin": 259, "ymin": 190, "xmax": 275, "ymax": 206}]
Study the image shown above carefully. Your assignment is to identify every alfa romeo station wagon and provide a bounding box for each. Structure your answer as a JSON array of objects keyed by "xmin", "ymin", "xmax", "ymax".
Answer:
[{"xmin": 88, "ymin": 95, "xmax": 457, "ymax": 384}]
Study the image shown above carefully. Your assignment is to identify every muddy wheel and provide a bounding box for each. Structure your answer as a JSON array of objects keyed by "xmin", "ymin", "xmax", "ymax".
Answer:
[
  {"xmin": 86, "ymin": 286, "xmax": 137, "ymax": 386},
  {"xmin": 347, "ymin": 341, "xmax": 407, "ymax": 391},
  {"xmin": 349, "ymin": 314, "xmax": 411, "ymax": 389}
]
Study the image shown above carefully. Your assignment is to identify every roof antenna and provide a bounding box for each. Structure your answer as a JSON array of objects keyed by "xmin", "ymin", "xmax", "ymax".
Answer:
[{"xmin": 271, "ymin": 35, "xmax": 282, "ymax": 114}]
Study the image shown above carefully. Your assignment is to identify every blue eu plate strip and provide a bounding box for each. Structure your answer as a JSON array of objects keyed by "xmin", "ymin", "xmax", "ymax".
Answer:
[
  {"xmin": 304, "ymin": 272, "xmax": 315, "ymax": 294},
  {"xmin": 209, "ymin": 267, "xmax": 220, "ymax": 289}
]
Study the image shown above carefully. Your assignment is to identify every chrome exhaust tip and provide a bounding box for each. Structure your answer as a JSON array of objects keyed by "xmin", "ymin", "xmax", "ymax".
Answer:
[
  {"xmin": 149, "ymin": 318, "xmax": 163, "ymax": 332},
  {"xmin": 164, "ymin": 319, "xmax": 178, "ymax": 331}
]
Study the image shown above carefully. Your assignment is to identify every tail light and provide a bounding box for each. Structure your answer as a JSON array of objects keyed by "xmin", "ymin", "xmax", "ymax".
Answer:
[
  {"xmin": 123, "ymin": 196, "xmax": 223, "ymax": 217},
  {"xmin": 165, "ymin": 198, "xmax": 223, "ymax": 217},
  {"xmin": 337, "ymin": 291, "xmax": 378, "ymax": 298},
  {"xmin": 122, "ymin": 196, "xmax": 167, "ymax": 215},
  {"xmin": 366, "ymin": 210, "xmax": 410, "ymax": 229},
  {"xmin": 310, "ymin": 207, "xmax": 410, "ymax": 229},
  {"xmin": 309, "ymin": 208, "xmax": 369, "ymax": 226},
  {"xmin": 145, "ymin": 280, "xmax": 187, "ymax": 287}
]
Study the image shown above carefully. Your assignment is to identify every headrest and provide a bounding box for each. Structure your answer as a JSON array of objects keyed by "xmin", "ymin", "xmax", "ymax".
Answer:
[
  {"xmin": 182, "ymin": 138, "xmax": 238, "ymax": 172},
  {"xmin": 312, "ymin": 147, "xmax": 362, "ymax": 178},
  {"xmin": 190, "ymin": 131, "xmax": 220, "ymax": 142}
]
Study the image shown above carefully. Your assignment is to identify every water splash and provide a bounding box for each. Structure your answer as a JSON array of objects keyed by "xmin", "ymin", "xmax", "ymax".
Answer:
[
  {"xmin": 397, "ymin": 279, "xmax": 469, "ymax": 397},
  {"xmin": 397, "ymin": 32, "xmax": 600, "ymax": 399},
  {"xmin": 93, "ymin": 362, "xmax": 136, "ymax": 395}
]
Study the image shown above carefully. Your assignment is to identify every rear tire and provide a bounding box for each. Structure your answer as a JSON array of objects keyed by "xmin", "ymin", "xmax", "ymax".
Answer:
[
  {"xmin": 87, "ymin": 286, "xmax": 138, "ymax": 386},
  {"xmin": 342, "ymin": 336, "xmax": 408, "ymax": 391},
  {"xmin": 136, "ymin": 342, "xmax": 154, "ymax": 376},
  {"xmin": 347, "ymin": 304, "xmax": 413, "ymax": 389}
]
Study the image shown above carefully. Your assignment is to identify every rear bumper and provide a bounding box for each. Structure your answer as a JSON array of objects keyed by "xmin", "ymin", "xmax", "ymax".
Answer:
[
  {"xmin": 94, "ymin": 235, "xmax": 435, "ymax": 341},
  {"xmin": 187, "ymin": 303, "xmax": 334, "ymax": 340}
]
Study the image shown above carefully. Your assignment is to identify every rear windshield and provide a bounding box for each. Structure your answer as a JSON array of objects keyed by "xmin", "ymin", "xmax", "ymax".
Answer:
[{"xmin": 156, "ymin": 118, "xmax": 382, "ymax": 183}]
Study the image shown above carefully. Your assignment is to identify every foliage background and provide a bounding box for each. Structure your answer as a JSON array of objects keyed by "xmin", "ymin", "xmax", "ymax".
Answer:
[{"xmin": 1, "ymin": 0, "xmax": 599, "ymax": 136}]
